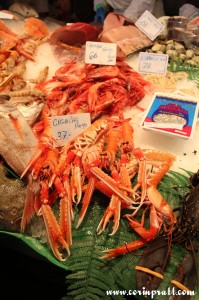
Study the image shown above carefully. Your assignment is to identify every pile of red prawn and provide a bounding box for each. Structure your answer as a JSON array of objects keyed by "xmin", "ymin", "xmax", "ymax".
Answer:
[{"xmin": 35, "ymin": 59, "xmax": 154, "ymax": 122}]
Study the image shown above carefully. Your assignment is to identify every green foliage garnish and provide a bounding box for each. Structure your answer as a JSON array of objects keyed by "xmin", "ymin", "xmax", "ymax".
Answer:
[
  {"xmin": 1, "ymin": 170, "xmax": 199, "ymax": 300},
  {"xmin": 168, "ymin": 56, "xmax": 199, "ymax": 84}
]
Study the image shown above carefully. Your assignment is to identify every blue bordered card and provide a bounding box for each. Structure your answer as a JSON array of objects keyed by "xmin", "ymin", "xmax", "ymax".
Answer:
[{"xmin": 141, "ymin": 92, "xmax": 199, "ymax": 138}]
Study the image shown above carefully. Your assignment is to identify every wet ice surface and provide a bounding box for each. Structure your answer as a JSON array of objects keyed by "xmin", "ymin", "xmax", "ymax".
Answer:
[
  {"xmin": 3, "ymin": 18, "xmax": 62, "ymax": 81},
  {"xmin": 24, "ymin": 42, "xmax": 62, "ymax": 81}
]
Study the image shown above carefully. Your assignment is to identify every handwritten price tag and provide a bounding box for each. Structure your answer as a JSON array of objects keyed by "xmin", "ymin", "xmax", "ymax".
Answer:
[
  {"xmin": 135, "ymin": 10, "xmax": 164, "ymax": 41},
  {"xmin": 85, "ymin": 41, "xmax": 117, "ymax": 65},
  {"xmin": 138, "ymin": 52, "xmax": 168, "ymax": 75},
  {"xmin": 50, "ymin": 113, "xmax": 91, "ymax": 146}
]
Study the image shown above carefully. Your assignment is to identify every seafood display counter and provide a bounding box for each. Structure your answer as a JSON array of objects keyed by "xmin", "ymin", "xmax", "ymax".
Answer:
[{"xmin": 0, "ymin": 16, "xmax": 199, "ymax": 300}]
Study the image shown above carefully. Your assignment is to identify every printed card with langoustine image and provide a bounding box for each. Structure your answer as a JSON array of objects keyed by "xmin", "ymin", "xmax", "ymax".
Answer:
[{"xmin": 141, "ymin": 92, "xmax": 199, "ymax": 138}]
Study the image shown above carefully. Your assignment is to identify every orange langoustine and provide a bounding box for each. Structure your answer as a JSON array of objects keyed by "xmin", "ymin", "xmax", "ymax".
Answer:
[
  {"xmin": 36, "ymin": 58, "xmax": 154, "ymax": 121},
  {"xmin": 0, "ymin": 94, "xmax": 176, "ymax": 261},
  {"xmin": 12, "ymin": 103, "xmax": 174, "ymax": 261},
  {"xmin": 24, "ymin": 17, "xmax": 49, "ymax": 40},
  {"xmin": 0, "ymin": 29, "xmax": 173, "ymax": 261}
]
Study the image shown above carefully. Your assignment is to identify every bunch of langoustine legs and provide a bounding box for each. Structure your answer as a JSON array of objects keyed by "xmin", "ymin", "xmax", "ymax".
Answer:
[{"xmin": 19, "ymin": 104, "xmax": 176, "ymax": 261}]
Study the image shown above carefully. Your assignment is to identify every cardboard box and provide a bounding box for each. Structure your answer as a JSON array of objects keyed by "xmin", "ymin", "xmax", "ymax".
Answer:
[{"xmin": 141, "ymin": 92, "xmax": 199, "ymax": 139}]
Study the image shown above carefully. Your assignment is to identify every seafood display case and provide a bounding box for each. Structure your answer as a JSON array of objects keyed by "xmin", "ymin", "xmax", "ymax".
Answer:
[{"xmin": 0, "ymin": 14, "xmax": 199, "ymax": 300}]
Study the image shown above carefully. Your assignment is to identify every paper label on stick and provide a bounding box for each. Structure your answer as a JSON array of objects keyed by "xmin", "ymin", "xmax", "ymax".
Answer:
[
  {"xmin": 85, "ymin": 41, "xmax": 117, "ymax": 65},
  {"xmin": 138, "ymin": 52, "xmax": 169, "ymax": 75},
  {"xmin": 50, "ymin": 113, "xmax": 91, "ymax": 146},
  {"xmin": 135, "ymin": 10, "xmax": 164, "ymax": 40}
]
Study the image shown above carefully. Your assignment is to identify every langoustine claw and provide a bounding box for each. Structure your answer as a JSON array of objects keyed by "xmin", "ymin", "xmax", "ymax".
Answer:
[{"xmin": 100, "ymin": 148, "xmax": 176, "ymax": 259}]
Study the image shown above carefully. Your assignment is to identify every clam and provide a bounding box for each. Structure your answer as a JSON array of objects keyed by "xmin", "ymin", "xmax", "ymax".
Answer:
[
  {"xmin": 166, "ymin": 49, "xmax": 178, "ymax": 58},
  {"xmin": 186, "ymin": 49, "xmax": 194, "ymax": 59},
  {"xmin": 192, "ymin": 56, "xmax": 199, "ymax": 64},
  {"xmin": 174, "ymin": 42, "xmax": 185, "ymax": 53}
]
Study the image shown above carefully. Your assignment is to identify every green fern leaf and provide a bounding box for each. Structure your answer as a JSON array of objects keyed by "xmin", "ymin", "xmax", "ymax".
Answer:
[
  {"xmin": 66, "ymin": 271, "xmax": 87, "ymax": 280},
  {"xmin": 60, "ymin": 169, "xmax": 198, "ymax": 300},
  {"xmin": 2, "ymin": 168, "xmax": 198, "ymax": 300}
]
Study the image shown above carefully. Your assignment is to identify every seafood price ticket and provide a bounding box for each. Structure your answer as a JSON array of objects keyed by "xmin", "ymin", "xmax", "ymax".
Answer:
[
  {"xmin": 85, "ymin": 41, "xmax": 117, "ymax": 65},
  {"xmin": 138, "ymin": 52, "xmax": 169, "ymax": 76},
  {"xmin": 50, "ymin": 113, "xmax": 91, "ymax": 147},
  {"xmin": 135, "ymin": 10, "xmax": 164, "ymax": 41}
]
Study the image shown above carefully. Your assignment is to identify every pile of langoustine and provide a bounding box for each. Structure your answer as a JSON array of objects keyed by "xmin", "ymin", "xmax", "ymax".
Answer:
[
  {"xmin": 0, "ymin": 17, "xmax": 175, "ymax": 264},
  {"xmin": 34, "ymin": 58, "xmax": 154, "ymax": 123},
  {"xmin": 19, "ymin": 107, "xmax": 176, "ymax": 262},
  {"xmin": 0, "ymin": 17, "xmax": 154, "ymax": 124},
  {"xmin": 0, "ymin": 18, "xmax": 198, "ymax": 297},
  {"xmin": 0, "ymin": 17, "xmax": 50, "ymax": 93},
  {"xmin": 1, "ymin": 23, "xmax": 191, "ymax": 295}
]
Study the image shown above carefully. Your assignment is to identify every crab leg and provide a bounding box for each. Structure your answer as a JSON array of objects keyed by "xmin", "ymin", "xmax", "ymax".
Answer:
[
  {"xmin": 101, "ymin": 205, "xmax": 161, "ymax": 259},
  {"xmin": 76, "ymin": 136, "xmax": 107, "ymax": 228},
  {"xmin": 101, "ymin": 238, "xmax": 146, "ymax": 259},
  {"xmin": 97, "ymin": 163, "xmax": 131, "ymax": 235},
  {"xmin": 71, "ymin": 151, "xmax": 82, "ymax": 204},
  {"xmin": 90, "ymin": 166, "xmax": 135, "ymax": 206},
  {"xmin": 147, "ymin": 186, "xmax": 176, "ymax": 233},
  {"xmin": 76, "ymin": 175, "xmax": 97, "ymax": 228},
  {"xmin": 54, "ymin": 175, "xmax": 73, "ymax": 246},
  {"xmin": 41, "ymin": 204, "xmax": 70, "ymax": 261},
  {"xmin": 125, "ymin": 205, "xmax": 160, "ymax": 241},
  {"xmin": 59, "ymin": 195, "xmax": 73, "ymax": 246},
  {"xmin": 97, "ymin": 194, "xmax": 121, "ymax": 235}
]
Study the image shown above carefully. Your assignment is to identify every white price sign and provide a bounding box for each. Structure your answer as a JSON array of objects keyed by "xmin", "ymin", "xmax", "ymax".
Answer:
[
  {"xmin": 85, "ymin": 41, "xmax": 117, "ymax": 65},
  {"xmin": 138, "ymin": 52, "xmax": 169, "ymax": 75},
  {"xmin": 135, "ymin": 10, "xmax": 164, "ymax": 41},
  {"xmin": 50, "ymin": 113, "xmax": 91, "ymax": 146}
]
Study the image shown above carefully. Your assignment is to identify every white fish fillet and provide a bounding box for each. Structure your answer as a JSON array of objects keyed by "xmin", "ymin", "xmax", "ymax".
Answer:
[
  {"xmin": 100, "ymin": 25, "xmax": 153, "ymax": 57},
  {"xmin": 0, "ymin": 104, "xmax": 38, "ymax": 176},
  {"xmin": 100, "ymin": 12, "xmax": 153, "ymax": 57}
]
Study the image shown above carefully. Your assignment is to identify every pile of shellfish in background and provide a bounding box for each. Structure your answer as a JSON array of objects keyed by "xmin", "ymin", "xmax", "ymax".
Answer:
[
  {"xmin": 0, "ymin": 18, "xmax": 52, "ymax": 125},
  {"xmin": 147, "ymin": 39, "xmax": 199, "ymax": 67},
  {"xmin": 148, "ymin": 15, "xmax": 199, "ymax": 67}
]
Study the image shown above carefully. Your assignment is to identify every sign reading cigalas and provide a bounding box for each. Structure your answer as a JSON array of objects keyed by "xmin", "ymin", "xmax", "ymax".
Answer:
[
  {"xmin": 51, "ymin": 113, "xmax": 91, "ymax": 147},
  {"xmin": 85, "ymin": 41, "xmax": 117, "ymax": 65}
]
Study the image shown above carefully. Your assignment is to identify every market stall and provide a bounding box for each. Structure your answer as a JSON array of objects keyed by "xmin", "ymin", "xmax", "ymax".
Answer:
[{"xmin": 0, "ymin": 12, "xmax": 199, "ymax": 300}]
